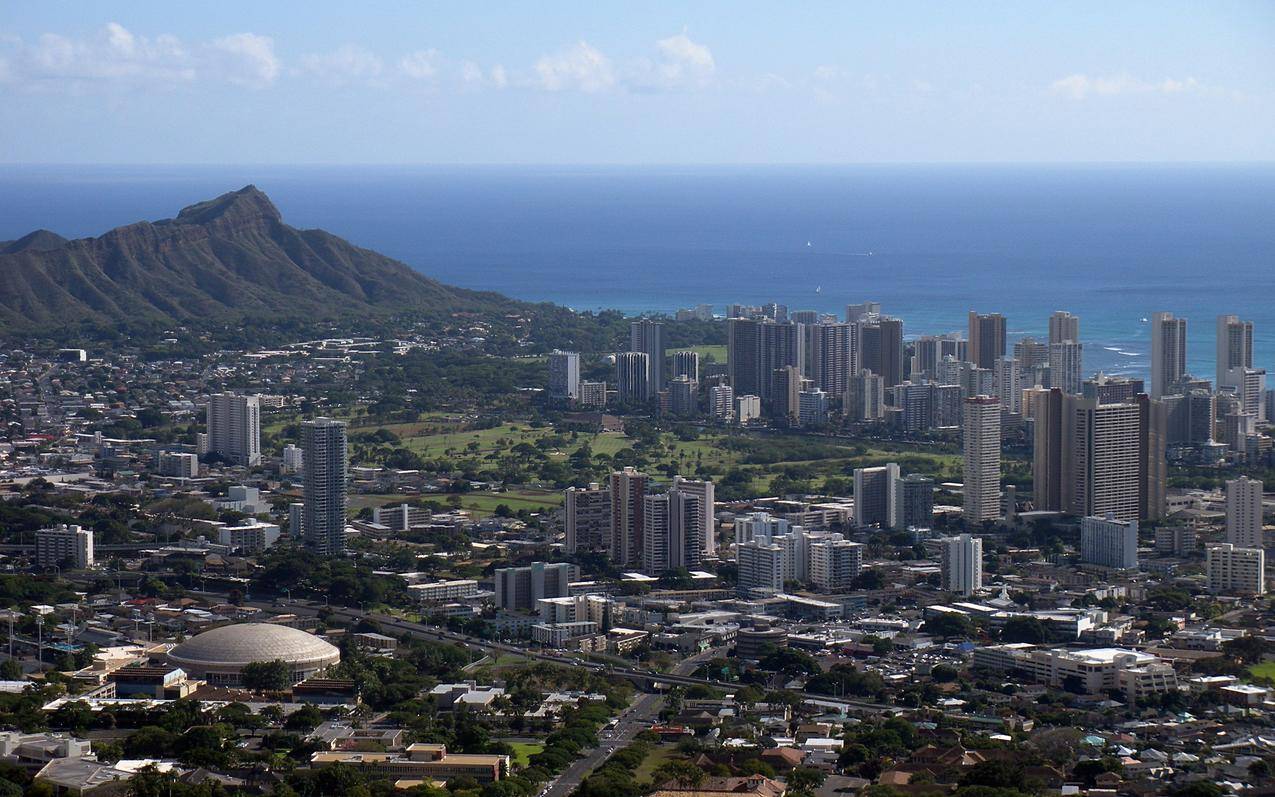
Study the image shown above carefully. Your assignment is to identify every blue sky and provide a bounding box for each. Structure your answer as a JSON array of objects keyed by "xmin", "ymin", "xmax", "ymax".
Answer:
[{"xmin": 1, "ymin": 1, "xmax": 1272, "ymax": 163}]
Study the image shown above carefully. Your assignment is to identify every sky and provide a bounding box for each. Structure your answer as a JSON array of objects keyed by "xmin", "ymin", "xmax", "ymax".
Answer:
[{"xmin": 1, "ymin": 2, "xmax": 1272, "ymax": 164}]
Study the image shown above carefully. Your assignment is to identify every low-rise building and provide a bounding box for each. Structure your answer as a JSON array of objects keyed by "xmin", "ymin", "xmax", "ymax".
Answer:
[
  {"xmin": 35, "ymin": 525, "xmax": 94, "ymax": 570},
  {"xmin": 311, "ymin": 744, "xmax": 507, "ymax": 783},
  {"xmin": 1206, "ymin": 543, "xmax": 1266, "ymax": 595},
  {"xmin": 215, "ymin": 519, "xmax": 281, "ymax": 553},
  {"xmin": 410, "ymin": 579, "xmax": 479, "ymax": 604},
  {"xmin": 532, "ymin": 621, "xmax": 599, "ymax": 647},
  {"xmin": 972, "ymin": 644, "xmax": 1177, "ymax": 701}
]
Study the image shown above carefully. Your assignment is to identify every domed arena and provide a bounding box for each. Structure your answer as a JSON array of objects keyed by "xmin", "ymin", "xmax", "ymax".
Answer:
[{"xmin": 166, "ymin": 623, "xmax": 340, "ymax": 686}]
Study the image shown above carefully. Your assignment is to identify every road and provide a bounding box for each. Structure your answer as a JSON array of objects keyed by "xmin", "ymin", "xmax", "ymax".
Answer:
[
  {"xmin": 541, "ymin": 650, "xmax": 712, "ymax": 797},
  {"xmin": 540, "ymin": 690, "xmax": 662, "ymax": 797}
]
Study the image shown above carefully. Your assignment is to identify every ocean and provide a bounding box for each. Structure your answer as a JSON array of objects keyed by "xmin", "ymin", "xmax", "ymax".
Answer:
[{"xmin": 2, "ymin": 163, "xmax": 1273, "ymax": 379}]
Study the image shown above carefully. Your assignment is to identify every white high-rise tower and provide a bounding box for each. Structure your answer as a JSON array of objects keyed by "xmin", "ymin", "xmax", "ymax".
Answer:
[{"xmin": 206, "ymin": 393, "xmax": 261, "ymax": 466}]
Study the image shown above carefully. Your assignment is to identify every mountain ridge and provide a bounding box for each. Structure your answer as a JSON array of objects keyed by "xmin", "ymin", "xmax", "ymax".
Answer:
[{"xmin": 0, "ymin": 185, "xmax": 521, "ymax": 339}]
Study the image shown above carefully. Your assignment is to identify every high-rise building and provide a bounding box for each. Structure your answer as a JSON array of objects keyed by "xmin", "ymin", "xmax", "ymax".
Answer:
[
  {"xmin": 671, "ymin": 350, "xmax": 700, "ymax": 383},
  {"xmin": 1206, "ymin": 544, "xmax": 1265, "ymax": 595},
  {"xmin": 847, "ymin": 369, "xmax": 885, "ymax": 422},
  {"xmin": 798, "ymin": 389, "xmax": 829, "ymax": 427},
  {"xmin": 805, "ymin": 322, "xmax": 856, "ymax": 397},
  {"xmin": 1150, "ymin": 312, "xmax": 1188, "ymax": 398},
  {"xmin": 734, "ymin": 511, "xmax": 791, "ymax": 546},
  {"xmin": 642, "ymin": 490, "xmax": 703, "ymax": 574},
  {"xmin": 994, "ymin": 357, "xmax": 1022, "ymax": 414},
  {"xmin": 1155, "ymin": 526, "xmax": 1197, "ymax": 557},
  {"xmin": 893, "ymin": 381, "xmax": 934, "ymax": 432},
  {"xmin": 940, "ymin": 534, "xmax": 983, "ymax": 595},
  {"xmin": 933, "ymin": 384, "xmax": 964, "ymax": 428},
  {"xmin": 615, "ymin": 352, "xmax": 650, "ymax": 403},
  {"xmin": 960, "ymin": 362, "xmax": 996, "ymax": 401},
  {"xmin": 728, "ymin": 318, "xmax": 803, "ymax": 400},
  {"xmin": 936, "ymin": 355, "xmax": 964, "ymax": 388},
  {"xmin": 1032, "ymin": 388, "xmax": 1068, "ymax": 514},
  {"xmin": 735, "ymin": 394, "xmax": 761, "ymax": 424},
  {"xmin": 737, "ymin": 541, "xmax": 785, "ymax": 594},
  {"xmin": 565, "ymin": 483, "xmax": 611, "ymax": 554},
  {"xmin": 579, "ymin": 381, "xmax": 607, "ymax": 408},
  {"xmin": 852, "ymin": 463, "xmax": 900, "ymax": 529},
  {"xmin": 373, "ymin": 503, "xmax": 431, "ymax": 532},
  {"xmin": 1225, "ymin": 476, "xmax": 1264, "ymax": 549},
  {"xmin": 302, "ymin": 417, "xmax": 348, "ymax": 556},
  {"xmin": 968, "ymin": 312, "xmax": 1007, "ymax": 369},
  {"xmin": 630, "ymin": 319, "xmax": 666, "ymax": 395},
  {"xmin": 669, "ymin": 376, "xmax": 697, "ymax": 417},
  {"xmin": 771, "ymin": 366, "xmax": 801, "ymax": 422},
  {"xmin": 892, "ymin": 473, "xmax": 935, "ymax": 530},
  {"xmin": 206, "ymin": 393, "xmax": 261, "ymax": 466},
  {"xmin": 1033, "ymin": 391, "xmax": 1165, "ymax": 522},
  {"xmin": 912, "ymin": 334, "xmax": 964, "ymax": 379},
  {"xmin": 808, "ymin": 538, "xmax": 863, "ymax": 592},
  {"xmin": 858, "ymin": 317, "xmax": 905, "ymax": 387},
  {"xmin": 963, "ymin": 396, "xmax": 1002, "ymax": 523},
  {"xmin": 1049, "ymin": 341, "xmax": 1084, "ymax": 395},
  {"xmin": 494, "ymin": 562, "xmax": 578, "ymax": 610},
  {"xmin": 1235, "ymin": 367, "xmax": 1268, "ymax": 421},
  {"xmin": 282, "ymin": 443, "xmax": 304, "ymax": 474},
  {"xmin": 1049, "ymin": 311, "xmax": 1081, "ymax": 346},
  {"xmin": 1216, "ymin": 315, "xmax": 1254, "ymax": 390},
  {"xmin": 1164, "ymin": 388, "xmax": 1216, "ymax": 445},
  {"xmin": 728, "ymin": 317, "xmax": 762, "ymax": 397},
  {"xmin": 672, "ymin": 476, "xmax": 717, "ymax": 557},
  {"xmin": 548, "ymin": 350, "xmax": 581, "ymax": 400},
  {"xmin": 845, "ymin": 301, "xmax": 881, "ymax": 323},
  {"xmin": 1080, "ymin": 513, "xmax": 1138, "ymax": 569},
  {"xmin": 289, "ymin": 502, "xmax": 304, "ymax": 537},
  {"xmin": 1014, "ymin": 337, "xmax": 1050, "ymax": 372},
  {"xmin": 709, "ymin": 384, "xmax": 735, "ymax": 420},
  {"xmin": 609, "ymin": 467, "xmax": 647, "ymax": 566},
  {"xmin": 1072, "ymin": 398, "xmax": 1143, "ymax": 521},
  {"xmin": 158, "ymin": 451, "xmax": 199, "ymax": 478},
  {"xmin": 1083, "ymin": 374, "xmax": 1145, "ymax": 404},
  {"xmin": 35, "ymin": 524, "xmax": 94, "ymax": 569}
]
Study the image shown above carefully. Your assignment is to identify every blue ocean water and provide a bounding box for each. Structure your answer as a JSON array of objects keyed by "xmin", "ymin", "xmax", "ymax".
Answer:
[{"xmin": 1, "ymin": 164, "xmax": 1272, "ymax": 380}]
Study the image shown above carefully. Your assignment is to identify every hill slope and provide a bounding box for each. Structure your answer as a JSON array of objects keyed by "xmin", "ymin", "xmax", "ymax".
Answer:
[{"xmin": 0, "ymin": 185, "xmax": 518, "ymax": 338}]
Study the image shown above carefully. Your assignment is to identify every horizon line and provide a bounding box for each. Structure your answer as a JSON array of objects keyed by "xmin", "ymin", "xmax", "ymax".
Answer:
[{"xmin": 2, "ymin": 160, "xmax": 1274, "ymax": 169}]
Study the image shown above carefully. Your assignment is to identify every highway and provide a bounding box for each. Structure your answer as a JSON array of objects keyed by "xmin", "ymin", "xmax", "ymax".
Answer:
[{"xmin": 305, "ymin": 605, "xmax": 915, "ymax": 718}]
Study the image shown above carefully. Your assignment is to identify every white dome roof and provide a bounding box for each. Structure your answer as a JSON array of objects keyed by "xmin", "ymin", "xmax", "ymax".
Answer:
[{"xmin": 169, "ymin": 623, "xmax": 339, "ymax": 669}]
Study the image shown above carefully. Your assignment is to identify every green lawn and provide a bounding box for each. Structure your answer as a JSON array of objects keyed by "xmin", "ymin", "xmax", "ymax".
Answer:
[
  {"xmin": 509, "ymin": 742, "xmax": 544, "ymax": 767},
  {"xmin": 351, "ymin": 408, "xmax": 966, "ymax": 500},
  {"xmin": 349, "ymin": 489, "xmax": 562, "ymax": 518},
  {"xmin": 632, "ymin": 744, "xmax": 681, "ymax": 785},
  {"xmin": 670, "ymin": 344, "xmax": 727, "ymax": 363},
  {"xmin": 1249, "ymin": 662, "xmax": 1275, "ymax": 682}
]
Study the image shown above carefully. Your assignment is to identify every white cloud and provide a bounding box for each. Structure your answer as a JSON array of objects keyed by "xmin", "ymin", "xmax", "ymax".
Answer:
[
  {"xmin": 298, "ymin": 44, "xmax": 383, "ymax": 83},
  {"xmin": 812, "ymin": 64, "xmax": 849, "ymax": 82},
  {"xmin": 1049, "ymin": 73, "xmax": 1201, "ymax": 100},
  {"xmin": 209, "ymin": 33, "xmax": 279, "ymax": 88},
  {"xmin": 489, "ymin": 64, "xmax": 508, "ymax": 89},
  {"xmin": 626, "ymin": 32, "xmax": 716, "ymax": 91},
  {"xmin": 653, "ymin": 32, "xmax": 714, "ymax": 85},
  {"xmin": 0, "ymin": 23, "xmax": 278, "ymax": 90},
  {"xmin": 534, "ymin": 41, "xmax": 614, "ymax": 92},
  {"xmin": 399, "ymin": 49, "xmax": 441, "ymax": 81}
]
